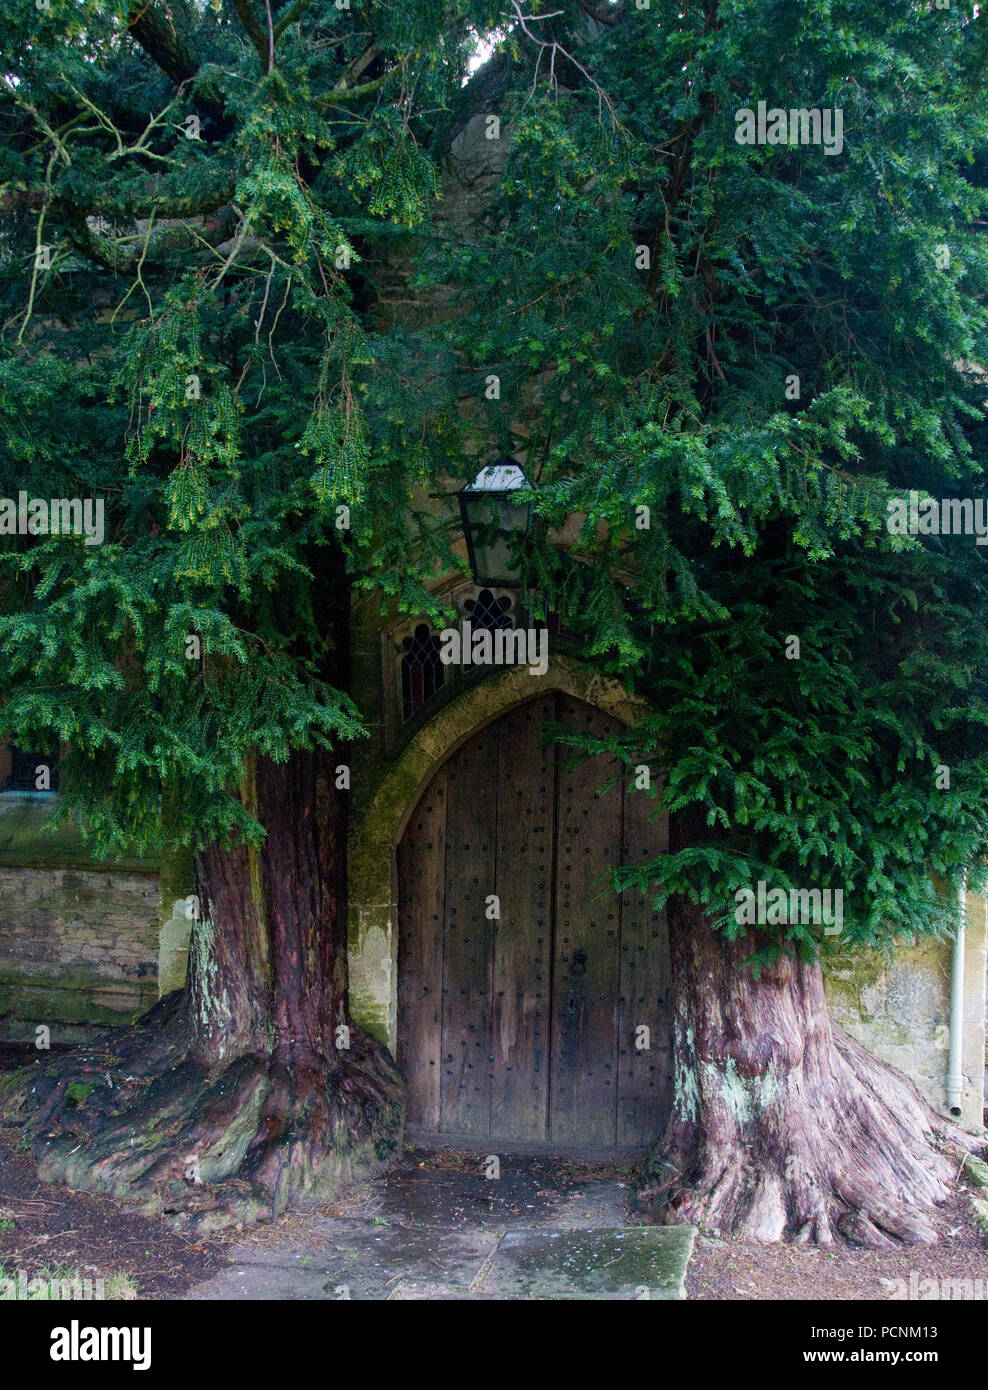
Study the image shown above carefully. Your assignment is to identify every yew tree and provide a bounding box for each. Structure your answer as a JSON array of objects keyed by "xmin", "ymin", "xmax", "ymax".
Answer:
[
  {"xmin": 3, "ymin": 0, "xmax": 988, "ymax": 1249},
  {"xmin": 430, "ymin": 0, "xmax": 988, "ymax": 1243},
  {"xmin": 0, "ymin": 0, "xmax": 493, "ymax": 1226}
]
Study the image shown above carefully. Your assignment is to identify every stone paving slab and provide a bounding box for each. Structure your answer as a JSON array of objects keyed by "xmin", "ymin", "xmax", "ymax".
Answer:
[
  {"xmin": 387, "ymin": 1282, "xmax": 499, "ymax": 1300},
  {"xmin": 187, "ymin": 1225, "xmax": 694, "ymax": 1301},
  {"xmin": 184, "ymin": 1157, "xmax": 695, "ymax": 1301},
  {"xmin": 188, "ymin": 1225, "xmax": 499, "ymax": 1301},
  {"xmin": 475, "ymin": 1227, "xmax": 695, "ymax": 1301}
]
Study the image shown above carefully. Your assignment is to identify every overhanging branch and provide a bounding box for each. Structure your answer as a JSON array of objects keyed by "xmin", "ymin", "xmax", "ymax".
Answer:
[
  {"xmin": 315, "ymin": 45, "xmax": 398, "ymax": 108},
  {"xmin": 274, "ymin": 0, "xmax": 313, "ymax": 37},
  {"xmin": 124, "ymin": 1, "xmax": 231, "ymax": 129},
  {"xmin": 56, "ymin": 175, "xmax": 237, "ymax": 222},
  {"xmin": 576, "ymin": 0, "xmax": 621, "ymax": 26},
  {"xmin": 232, "ymin": 0, "xmax": 271, "ymax": 67},
  {"xmin": 125, "ymin": 0, "xmax": 200, "ymax": 84}
]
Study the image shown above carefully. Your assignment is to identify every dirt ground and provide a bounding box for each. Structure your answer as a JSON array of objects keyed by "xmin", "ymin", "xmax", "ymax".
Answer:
[
  {"xmin": 0, "ymin": 1128, "xmax": 233, "ymax": 1298},
  {"xmin": 0, "ymin": 1044, "xmax": 230, "ymax": 1299},
  {"xmin": 3, "ymin": 1044, "xmax": 986, "ymax": 1300},
  {"xmin": 686, "ymin": 1187, "xmax": 988, "ymax": 1300}
]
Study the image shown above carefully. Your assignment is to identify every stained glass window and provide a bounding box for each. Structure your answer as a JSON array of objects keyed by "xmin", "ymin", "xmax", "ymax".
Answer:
[{"xmin": 400, "ymin": 624, "xmax": 445, "ymax": 720}]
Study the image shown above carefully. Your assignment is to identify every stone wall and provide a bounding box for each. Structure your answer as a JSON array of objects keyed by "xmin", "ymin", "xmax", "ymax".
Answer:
[
  {"xmin": 0, "ymin": 865, "xmax": 159, "ymax": 1042},
  {"xmin": 822, "ymin": 901, "xmax": 987, "ymax": 1132},
  {"xmin": 0, "ymin": 794, "xmax": 160, "ymax": 1042}
]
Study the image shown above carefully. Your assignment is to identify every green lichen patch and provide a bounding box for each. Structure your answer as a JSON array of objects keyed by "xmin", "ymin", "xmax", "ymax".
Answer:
[
  {"xmin": 963, "ymin": 1153, "xmax": 988, "ymax": 1195},
  {"xmin": 970, "ymin": 1197, "xmax": 988, "ymax": 1244}
]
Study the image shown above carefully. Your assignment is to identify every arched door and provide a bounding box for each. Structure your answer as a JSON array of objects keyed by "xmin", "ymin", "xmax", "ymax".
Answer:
[{"xmin": 396, "ymin": 693, "xmax": 673, "ymax": 1150}]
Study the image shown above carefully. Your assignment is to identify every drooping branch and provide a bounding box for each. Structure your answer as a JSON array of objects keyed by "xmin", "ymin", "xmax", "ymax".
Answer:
[{"xmin": 507, "ymin": 0, "xmax": 620, "ymax": 125}]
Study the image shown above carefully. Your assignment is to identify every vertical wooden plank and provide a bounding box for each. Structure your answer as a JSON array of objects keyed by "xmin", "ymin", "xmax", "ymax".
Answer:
[
  {"xmin": 440, "ymin": 719, "xmax": 500, "ymax": 1136},
  {"xmin": 490, "ymin": 694, "xmax": 557, "ymax": 1141},
  {"xmin": 550, "ymin": 701, "xmax": 622, "ymax": 1146},
  {"xmin": 395, "ymin": 767, "xmax": 447, "ymax": 1132},
  {"xmin": 617, "ymin": 775, "xmax": 674, "ymax": 1147}
]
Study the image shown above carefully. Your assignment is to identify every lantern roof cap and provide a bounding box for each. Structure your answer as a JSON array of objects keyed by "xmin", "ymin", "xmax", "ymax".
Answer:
[{"xmin": 463, "ymin": 459, "xmax": 527, "ymax": 492}]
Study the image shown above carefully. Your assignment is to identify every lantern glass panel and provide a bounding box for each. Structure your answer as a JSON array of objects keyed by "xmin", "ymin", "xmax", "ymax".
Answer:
[{"xmin": 459, "ymin": 491, "xmax": 530, "ymax": 585}]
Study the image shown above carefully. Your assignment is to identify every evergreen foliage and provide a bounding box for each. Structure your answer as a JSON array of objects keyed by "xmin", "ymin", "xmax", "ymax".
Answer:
[
  {"xmin": 3, "ymin": 0, "xmax": 988, "ymax": 964},
  {"xmin": 421, "ymin": 0, "xmax": 988, "ymax": 957},
  {"xmin": 0, "ymin": 0, "xmax": 496, "ymax": 853}
]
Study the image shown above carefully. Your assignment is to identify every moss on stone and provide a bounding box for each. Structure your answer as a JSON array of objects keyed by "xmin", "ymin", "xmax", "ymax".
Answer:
[
  {"xmin": 0, "ymin": 798, "xmax": 157, "ymax": 870},
  {"xmin": 0, "ymin": 1068, "xmax": 30, "ymax": 1105},
  {"xmin": 0, "ymin": 978, "xmax": 156, "ymax": 1027}
]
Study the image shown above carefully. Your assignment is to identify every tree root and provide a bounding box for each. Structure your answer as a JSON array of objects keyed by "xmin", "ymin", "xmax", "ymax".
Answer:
[
  {"xmin": 636, "ymin": 1022, "xmax": 982, "ymax": 1248},
  {"xmin": 1, "ymin": 996, "xmax": 405, "ymax": 1234}
]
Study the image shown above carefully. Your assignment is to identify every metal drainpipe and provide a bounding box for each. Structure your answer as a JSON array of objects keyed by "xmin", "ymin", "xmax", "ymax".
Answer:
[{"xmin": 946, "ymin": 869, "xmax": 967, "ymax": 1118}]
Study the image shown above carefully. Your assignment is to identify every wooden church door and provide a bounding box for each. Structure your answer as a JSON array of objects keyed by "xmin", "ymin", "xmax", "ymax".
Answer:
[{"xmin": 396, "ymin": 693, "xmax": 673, "ymax": 1150}]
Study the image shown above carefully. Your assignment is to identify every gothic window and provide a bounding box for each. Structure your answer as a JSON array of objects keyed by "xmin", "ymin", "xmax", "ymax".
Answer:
[
  {"xmin": 463, "ymin": 588, "xmax": 514, "ymax": 630},
  {"xmin": 389, "ymin": 587, "xmax": 523, "ymax": 746},
  {"xmin": 400, "ymin": 624, "xmax": 445, "ymax": 720}
]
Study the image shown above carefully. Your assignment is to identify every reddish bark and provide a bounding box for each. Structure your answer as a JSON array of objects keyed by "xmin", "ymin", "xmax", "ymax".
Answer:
[{"xmin": 638, "ymin": 882, "xmax": 974, "ymax": 1247}]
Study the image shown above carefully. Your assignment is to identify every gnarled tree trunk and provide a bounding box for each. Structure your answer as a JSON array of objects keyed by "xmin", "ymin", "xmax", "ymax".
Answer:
[
  {"xmin": 3, "ymin": 750, "xmax": 403, "ymax": 1232},
  {"xmin": 638, "ymin": 879, "xmax": 974, "ymax": 1247},
  {"xmin": 3, "ymin": 541, "xmax": 404, "ymax": 1231}
]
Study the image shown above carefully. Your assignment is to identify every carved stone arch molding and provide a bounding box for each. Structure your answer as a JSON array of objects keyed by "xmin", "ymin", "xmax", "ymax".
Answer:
[{"xmin": 347, "ymin": 654, "xmax": 649, "ymax": 1052}]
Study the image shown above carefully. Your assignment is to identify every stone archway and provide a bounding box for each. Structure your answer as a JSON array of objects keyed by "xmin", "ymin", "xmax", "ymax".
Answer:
[{"xmin": 346, "ymin": 655, "xmax": 648, "ymax": 1051}]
